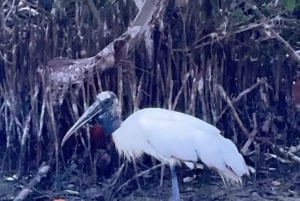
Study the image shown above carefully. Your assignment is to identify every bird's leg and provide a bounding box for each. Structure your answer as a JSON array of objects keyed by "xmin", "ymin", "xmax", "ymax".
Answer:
[
  {"xmin": 169, "ymin": 165, "xmax": 180, "ymax": 201},
  {"xmin": 160, "ymin": 164, "xmax": 165, "ymax": 186},
  {"xmin": 133, "ymin": 161, "xmax": 141, "ymax": 189}
]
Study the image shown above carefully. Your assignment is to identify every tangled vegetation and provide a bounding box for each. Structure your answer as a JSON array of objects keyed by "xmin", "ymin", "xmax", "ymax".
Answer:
[{"xmin": 0, "ymin": 0, "xmax": 299, "ymax": 200}]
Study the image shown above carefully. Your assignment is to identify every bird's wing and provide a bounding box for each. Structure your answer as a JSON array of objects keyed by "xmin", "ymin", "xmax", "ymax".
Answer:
[{"xmin": 131, "ymin": 108, "xmax": 221, "ymax": 164}]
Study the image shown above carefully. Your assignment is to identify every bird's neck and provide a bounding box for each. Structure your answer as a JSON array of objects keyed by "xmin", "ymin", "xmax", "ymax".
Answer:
[{"xmin": 97, "ymin": 112, "xmax": 121, "ymax": 136}]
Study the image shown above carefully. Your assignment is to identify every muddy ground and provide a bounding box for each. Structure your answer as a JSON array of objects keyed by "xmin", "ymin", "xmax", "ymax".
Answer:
[{"xmin": 1, "ymin": 163, "xmax": 299, "ymax": 201}]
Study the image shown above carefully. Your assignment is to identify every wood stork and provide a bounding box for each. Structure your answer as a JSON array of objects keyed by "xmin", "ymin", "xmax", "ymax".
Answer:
[{"xmin": 61, "ymin": 91, "xmax": 252, "ymax": 201}]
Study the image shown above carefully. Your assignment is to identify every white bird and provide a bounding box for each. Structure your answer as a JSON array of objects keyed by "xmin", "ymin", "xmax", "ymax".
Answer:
[{"xmin": 61, "ymin": 91, "xmax": 252, "ymax": 201}]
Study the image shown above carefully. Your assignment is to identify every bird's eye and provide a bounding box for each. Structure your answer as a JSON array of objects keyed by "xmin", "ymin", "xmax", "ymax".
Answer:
[{"xmin": 102, "ymin": 99, "xmax": 111, "ymax": 106}]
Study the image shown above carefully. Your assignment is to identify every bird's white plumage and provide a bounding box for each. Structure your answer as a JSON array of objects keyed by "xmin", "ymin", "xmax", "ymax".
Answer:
[{"xmin": 112, "ymin": 108, "xmax": 250, "ymax": 185}]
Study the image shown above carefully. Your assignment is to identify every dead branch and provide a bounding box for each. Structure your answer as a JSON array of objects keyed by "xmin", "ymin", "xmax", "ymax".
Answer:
[
  {"xmin": 192, "ymin": 21, "xmax": 265, "ymax": 51},
  {"xmin": 267, "ymin": 28, "xmax": 300, "ymax": 66},
  {"xmin": 48, "ymin": 0, "xmax": 166, "ymax": 104},
  {"xmin": 13, "ymin": 163, "xmax": 51, "ymax": 201},
  {"xmin": 235, "ymin": 78, "xmax": 268, "ymax": 102},
  {"xmin": 265, "ymin": 153, "xmax": 292, "ymax": 164},
  {"xmin": 116, "ymin": 163, "xmax": 163, "ymax": 193},
  {"xmin": 266, "ymin": 144, "xmax": 300, "ymax": 164},
  {"xmin": 218, "ymin": 85, "xmax": 260, "ymax": 155},
  {"xmin": 217, "ymin": 84, "xmax": 250, "ymax": 137},
  {"xmin": 172, "ymin": 72, "xmax": 191, "ymax": 110},
  {"xmin": 247, "ymin": 0, "xmax": 300, "ymax": 67},
  {"xmin": 86, "ymin": 0, "xmax": 101, "ymax": 26},
  {"xmin": 96, "ymin": 163, "xmax": 125, "ymax": 200},
  {"xmin": 217, "ymin": 78, "xmax": 267, "ymax": 122},
  {"xmin": 17, "ymin": 110, "xmax": 32, "ymax": 176},
  {"xmin": 109, "ymin": 163, "xmax": 125, "ymax": 188},
  {"xmin": 241, "ymin": 113, "xmax": 258, "ymax": 155},
  {"xmin": 278, "ymin": 147, "xmax": 300, "ymax": 163},
  {"xmin": 134, "ymin": 0, "xmax": 146, "ymax": 11},
  {"xmin": 289, "ymin": 144, "xmax": 300, "ymax": 153}
]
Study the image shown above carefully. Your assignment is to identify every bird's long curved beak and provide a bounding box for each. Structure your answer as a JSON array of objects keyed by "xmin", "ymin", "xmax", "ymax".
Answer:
[{"xmin": 61, "ymin": 99, "xmax": 103, "ymax": 146}]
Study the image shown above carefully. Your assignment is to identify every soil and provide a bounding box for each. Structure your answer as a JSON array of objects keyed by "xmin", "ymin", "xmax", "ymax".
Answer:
[{"xmin": 1, "ymin": 164, "xmax": 299, "ymax": 201}]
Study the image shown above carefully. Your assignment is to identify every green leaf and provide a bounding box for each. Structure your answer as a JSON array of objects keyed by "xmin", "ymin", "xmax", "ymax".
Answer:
[{"xmin": 283, "ymin": 0, "xmax": 297, "ymax": 11}]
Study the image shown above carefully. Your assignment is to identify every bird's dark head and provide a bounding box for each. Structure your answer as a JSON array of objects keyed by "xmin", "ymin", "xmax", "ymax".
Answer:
[{"xmin": 61, "ymin": 91, "xmax": 121, "ymax": 146}]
